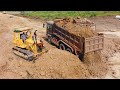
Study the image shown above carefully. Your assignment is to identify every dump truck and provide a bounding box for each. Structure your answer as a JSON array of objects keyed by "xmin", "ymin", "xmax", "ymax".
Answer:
[
  {"xmin": 46, "ymin": 18, "xmax": 104, "ymax": 60},
  {"xmin": 12, "ymin": 27, "xmax": 48, "ymax": 61}
]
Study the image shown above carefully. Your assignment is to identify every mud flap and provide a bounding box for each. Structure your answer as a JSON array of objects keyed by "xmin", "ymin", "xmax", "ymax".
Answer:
[{"xmin": 79, "ymin": 53, "xmax": 84, "ymax": 61}]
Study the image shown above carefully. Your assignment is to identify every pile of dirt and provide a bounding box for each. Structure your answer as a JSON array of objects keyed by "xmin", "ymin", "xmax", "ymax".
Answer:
[
  {"xmin": 101, "ymin": 37, "xmax": 120, "ymax": 79},
  {"xmin": 8, "ymin": 48, "xmax": 90, "ymax": 79},
  {"xmin": 101, "ymin": 38, "xmax": 118, "ymax": 61},
  {"xmin": 83, "ymin": 51, "xmax": 108, "ymax": 78}
]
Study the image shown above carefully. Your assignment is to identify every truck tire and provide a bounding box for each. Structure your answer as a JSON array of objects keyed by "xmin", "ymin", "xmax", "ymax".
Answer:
[
  {"xmin": 59, "ymin": 43, "xmax": 65, "ymax": 50},
  {"xmin": 66, "ymin": 48, "xmax": 72, "ymax": 53}
]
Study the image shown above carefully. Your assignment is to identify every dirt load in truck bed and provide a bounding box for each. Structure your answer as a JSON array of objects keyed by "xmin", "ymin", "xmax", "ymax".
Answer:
[{"xmin": 55, "ymin": 17, "xmax": 98, "ymax": 38}]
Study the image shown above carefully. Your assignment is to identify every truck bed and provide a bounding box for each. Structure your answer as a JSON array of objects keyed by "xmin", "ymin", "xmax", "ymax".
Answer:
[{"xmin": 52, "ymin": 24, "xmax": 104, "ymax": 54}]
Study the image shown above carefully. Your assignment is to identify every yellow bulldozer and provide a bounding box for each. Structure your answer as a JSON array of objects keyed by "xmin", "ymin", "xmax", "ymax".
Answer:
[{"xmin": 12, "ymin": 27, "xmax": 48, "ymax": 61}]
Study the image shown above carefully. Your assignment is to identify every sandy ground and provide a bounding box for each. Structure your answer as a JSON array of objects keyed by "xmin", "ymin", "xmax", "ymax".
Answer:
[
  {"xmin": 90, "ymin": 16, "xmax": 120, "ymax": 79},
  {"xmin": 0, "ymin": 13, "xmax": 120, "ymax": 79},
  {"xmin": 0, "ymin": 13, "xmax": 90, "ymax": 79}
]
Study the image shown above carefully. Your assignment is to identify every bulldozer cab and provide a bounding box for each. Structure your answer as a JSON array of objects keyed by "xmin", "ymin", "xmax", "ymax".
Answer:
[
  {"xmin": 14, "ymin": 27, "xmax": 43, "ymax": 47},
  {"xmin": 14, "ymin": 27, "xmax": 32, "ymax": 37},
  {"xmin": 13, "ymin": 27, "xmax": 34, "ymax": 47}
]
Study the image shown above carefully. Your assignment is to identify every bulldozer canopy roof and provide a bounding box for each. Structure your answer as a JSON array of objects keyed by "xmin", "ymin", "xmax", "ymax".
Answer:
[{"xmin": 14, "ymin": 27, "xmax": 33, "ymax": 33}]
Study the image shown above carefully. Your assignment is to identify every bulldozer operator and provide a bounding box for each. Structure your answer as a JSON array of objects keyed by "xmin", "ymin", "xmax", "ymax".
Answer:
[
  {"xmin": 20, "ymin": 32, "xmax": 27, "ymax": 43},
  {"xmin": 32, "ymin": 30, "xmax": 37, "ymax": 44}
]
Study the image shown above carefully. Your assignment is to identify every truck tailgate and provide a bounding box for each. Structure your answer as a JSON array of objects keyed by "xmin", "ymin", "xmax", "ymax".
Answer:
[{"xmin": 84, "ymin": 35, "xmax": 104, "ymax": 53}]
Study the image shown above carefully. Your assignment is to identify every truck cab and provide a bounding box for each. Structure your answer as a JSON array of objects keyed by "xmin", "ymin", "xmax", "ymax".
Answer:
[
  {"xmin": 46, "ymin": 21, "xmax": 54, "ymax": 33},
  {"xmin": 46, "ymin": 21, "xmax": 54, "ymax": 42}
]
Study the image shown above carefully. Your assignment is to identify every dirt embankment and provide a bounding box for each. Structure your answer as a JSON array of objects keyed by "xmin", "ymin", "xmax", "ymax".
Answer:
[
  {"xmin": 9, "ymin": 48, "xmax": 90, "ymax": 79},
  {"xmin": 89, "ymin": 16, "xmax": 120, "ymax": 79}
]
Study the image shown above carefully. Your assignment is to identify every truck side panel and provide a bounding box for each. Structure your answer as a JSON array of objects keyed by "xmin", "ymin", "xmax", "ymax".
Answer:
[
  {"xmin": 53, "ymin": 25, "xmax": 83, "ymax": 52},
  {"xmin": 46, "ymin": 22, "xmax": 104, "ymax": 56}
]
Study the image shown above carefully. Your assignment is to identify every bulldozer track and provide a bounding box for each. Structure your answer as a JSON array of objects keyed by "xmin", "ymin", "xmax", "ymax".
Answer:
[{"xmin": 12, "ymin": 47, "xmax": 34, "ymax": 61}]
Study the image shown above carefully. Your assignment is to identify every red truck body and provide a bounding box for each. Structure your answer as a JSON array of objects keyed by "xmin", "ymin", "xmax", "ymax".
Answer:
[{"xmin": 46, "ymin": 21, "xmax": 104, "ymax": 60}]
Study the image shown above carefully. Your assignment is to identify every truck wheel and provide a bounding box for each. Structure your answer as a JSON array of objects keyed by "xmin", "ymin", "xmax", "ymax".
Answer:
[
  {"xmin": 59, "ymin": 43, "xmax": 65, "ymax": 50},
  {"xmin": 66, "ymin": 48, "xmax": 72, "ymax": 53}
]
